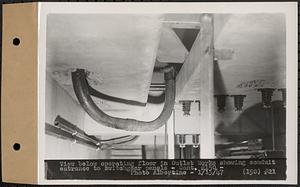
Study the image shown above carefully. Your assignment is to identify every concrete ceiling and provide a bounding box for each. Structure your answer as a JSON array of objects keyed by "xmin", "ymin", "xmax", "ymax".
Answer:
[
  {"xmin": 214, "ymin": 14, "xmax": 286, "ymax": 95},
  {"xmin": 47, "ymin": 14, "xmax": 164, "ymax": 104},
  {"xmin": 47, "ymin": 14, "xmax": 195, "ymax": 110}
]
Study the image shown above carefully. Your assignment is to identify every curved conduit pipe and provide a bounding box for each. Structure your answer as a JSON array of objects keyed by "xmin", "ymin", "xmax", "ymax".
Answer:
[
  {"xmin": 53, "ymin": 115, "xmax": 139, "ymax": 147},
  {"xmin": 100, "ymin": 135, "xmax": 139, "ymax": 150},
  {"xmin": 147, "ymin": 64, "xmax": 181, "ymax": 104},
  {"xmin": 88, "ymin": 73, "xmax": 167, "ymax": 105},
  {"xmin": 89, "ymin": 81, "xmax": 165, "ymax": 105},
  {"xmin": 147, "ymin": 92, "xmax": 165, "ymax": 104},
  {"xmin": 88, "ymin": 83, "xmax": 146, "ymax": 106},
  {"xmin": 72, "ymin": 67, "xmax": 175, "ymax": 132}
]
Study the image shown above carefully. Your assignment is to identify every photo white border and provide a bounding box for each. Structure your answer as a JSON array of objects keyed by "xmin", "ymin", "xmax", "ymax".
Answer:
[{"xmin": 38, "ymin": 2, "xmax": 298, "ymax": 185}]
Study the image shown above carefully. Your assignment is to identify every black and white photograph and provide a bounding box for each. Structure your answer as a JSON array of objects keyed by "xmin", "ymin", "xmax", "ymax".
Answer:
[{"xmin": 38, "ymin": 2, "xmax": 297, "ymax": 185}]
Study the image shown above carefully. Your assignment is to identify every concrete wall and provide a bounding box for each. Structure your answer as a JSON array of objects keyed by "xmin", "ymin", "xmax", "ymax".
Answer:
[{"xmin": 45, "ymin": 73, "xmax": 109, "ymax": 159}]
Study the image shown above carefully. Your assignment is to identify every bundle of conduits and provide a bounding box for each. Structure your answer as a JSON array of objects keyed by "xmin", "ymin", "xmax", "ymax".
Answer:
[
  {"xmin": 48, "ymin": 115, "xmax": 139, "ymax": 150},
  {"xmin": 71, "ymin": 66, "xmax": 176, "ymax": 132},
  {"xmin": 100, "ymin": 135, "xmax": 140, "ymax": 150}
]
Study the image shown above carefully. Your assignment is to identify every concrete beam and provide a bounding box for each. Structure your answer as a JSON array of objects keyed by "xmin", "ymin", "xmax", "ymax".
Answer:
[
  {"xmin": 163, "ymin": 21, "xmax": 201, "ymax": 29},
  {"xmin": 157, "ymin": 26, "xmax": 189, "ymax": 63},
  {"xmin": 175, "ymin": 14, "xmax": 215, "ymax": 158},
  {"xmin": 176, "ymin": 14, "xmax": 214, "ymax": 101}
]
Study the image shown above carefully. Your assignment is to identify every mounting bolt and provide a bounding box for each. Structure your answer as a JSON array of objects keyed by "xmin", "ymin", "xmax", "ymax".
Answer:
[
  {"xmin": 179, "ymin": 100, "xmax": 193, "ymax": 116},
  {"xmin": 231, "ymin": 95, "xmax": 246, "ymax": 111},
  {"xmin": 257, "ymin": 88, "xmax": 275, "ymax": 108},
  {"xmin": 278, "ymin": 88, "xmax": 286, "ymax": 108},
  {"xmin": 214, "ymin": 95, "xmax": 228, "ymax": 112}
]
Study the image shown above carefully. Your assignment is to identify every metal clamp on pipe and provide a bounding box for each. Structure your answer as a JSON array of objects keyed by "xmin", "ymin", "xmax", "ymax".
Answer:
[{"xmin": 71, "ymin": 67, "xmax": 176, "ymax": 132}]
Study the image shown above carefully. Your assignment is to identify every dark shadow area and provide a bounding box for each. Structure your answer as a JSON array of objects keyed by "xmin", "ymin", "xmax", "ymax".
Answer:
[
  {"xmin": 214, "ymin": 60, "xmax": 227, "ymax": 95},
  {"xmin": 173, "ymin": 28, "xmax": 200, "ymax": 51},
  {"xmin": 216, "ymin": 101, "xmax": 286, "ymax": 158}
]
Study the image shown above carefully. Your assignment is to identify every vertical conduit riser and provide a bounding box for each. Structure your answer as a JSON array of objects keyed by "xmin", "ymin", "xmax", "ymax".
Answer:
[{"xmin": 72, "ymin": 68, "xmax": 175, "ymax": 132}]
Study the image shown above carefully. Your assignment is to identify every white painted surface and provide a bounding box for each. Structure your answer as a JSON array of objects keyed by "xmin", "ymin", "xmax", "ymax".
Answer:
[
  {"xmin": 167, "ymin": 112, "xmax": 175, "ymax": 159},
  {"xmin": 45, "ymin": 74, "xmax": 108, "ymax": 159},
  {"xmin": 174, "ymin": 102, "xmax": 201, "ymax": 134}
]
